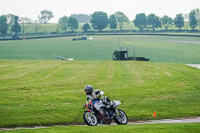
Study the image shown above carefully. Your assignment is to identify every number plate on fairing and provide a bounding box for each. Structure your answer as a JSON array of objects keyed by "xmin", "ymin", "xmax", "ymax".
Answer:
[{"xmin": 94, "ymin": 101, "xmax": 104, "ymax": 111}]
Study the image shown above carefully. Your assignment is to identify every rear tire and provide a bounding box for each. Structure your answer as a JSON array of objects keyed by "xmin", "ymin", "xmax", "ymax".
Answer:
[
  {"xmin": 114, "ymin": 109, "xmax": 128, "ymax": 125},
  {"xmin": 83, "ymin": 111, "xmax": 98, "ymax": 126}
]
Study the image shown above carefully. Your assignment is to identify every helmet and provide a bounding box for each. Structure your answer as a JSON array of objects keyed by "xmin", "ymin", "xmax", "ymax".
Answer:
[{"xmin": 84, "ymin": 85, "xmax": 93, "ymax": 95}]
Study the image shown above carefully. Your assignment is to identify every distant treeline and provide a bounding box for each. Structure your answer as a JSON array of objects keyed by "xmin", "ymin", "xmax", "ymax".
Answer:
[
  {"xmin": 0, "ymin": 9, "xmax": 200, "ymax": 37},
  {"xmin": 70, "ymin": 14, "xmax": 92, "ymax": 23}
]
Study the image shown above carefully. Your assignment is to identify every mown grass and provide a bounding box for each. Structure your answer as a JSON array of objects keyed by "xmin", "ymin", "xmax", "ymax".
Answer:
[
  {"xmin": 0, "ymin": 60, "xmax": 199, "ymax": 128},
  {"xmin": 1, "ymin": 123, "xmax": 200, "ymax": 133},
  {"xmin": 0, "ymin": 35, "xmax": 200, "ymax": 63}
]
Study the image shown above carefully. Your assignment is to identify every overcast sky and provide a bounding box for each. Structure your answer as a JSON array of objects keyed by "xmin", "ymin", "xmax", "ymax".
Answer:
[{"xmin": 0, "ymin": 0, "xmax": 200, "ymax": 23}]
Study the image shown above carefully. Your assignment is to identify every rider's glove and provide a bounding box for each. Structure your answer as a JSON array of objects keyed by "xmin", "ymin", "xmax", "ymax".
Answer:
[
  {"xmin": 91, "ymin": 97, "xmax": 96, "ymax": 102},
  {"xmin": 96, "ymin": 94, "xmax": 101, "ymax": 98}
]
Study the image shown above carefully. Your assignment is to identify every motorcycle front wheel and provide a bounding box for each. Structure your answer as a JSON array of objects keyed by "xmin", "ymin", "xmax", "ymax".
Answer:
[
  {"xmin": 83, "ymin": 111, "xmax": 98, "ymax": 126},
  {"xmin": 114, "ymin": 109, "xmax": 128, "ymax": 125}
]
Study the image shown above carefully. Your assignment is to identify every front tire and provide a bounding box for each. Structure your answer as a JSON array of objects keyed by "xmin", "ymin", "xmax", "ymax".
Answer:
[
  {"xmin": 114, "ymin": 109, "xmax": 128, "ymax": 125},
  {"xmin": 83, "ymin": 111, "xmax": 98, "ymax": 126}
]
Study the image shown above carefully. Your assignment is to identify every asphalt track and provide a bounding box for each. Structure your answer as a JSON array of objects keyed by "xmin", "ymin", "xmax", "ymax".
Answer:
[
  {"xmin": 132, "ymin": 38, "xmax": 200, "ymax": 44},
  {"xmin": 1, "ymin": 117, "xmax": 200, "ymax": 131}
]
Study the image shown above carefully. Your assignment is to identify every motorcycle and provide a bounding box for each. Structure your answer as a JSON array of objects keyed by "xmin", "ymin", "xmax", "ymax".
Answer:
[{"xmin": 82, "ymin": 97, "xmax": 128, "ymax": 126}]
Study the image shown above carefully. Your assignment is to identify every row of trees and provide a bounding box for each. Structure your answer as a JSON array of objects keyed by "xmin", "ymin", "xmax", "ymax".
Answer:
[
  {"xmin": 1, "ymin": 9, "xmax": 200, "ymax": 35},
  {"xmin": 87, "ymin": 9, "xmax": 200, "ymax": 32},
  {"xmin": 91, "ymin": 11, "xmax": 129, "ymax": 31},
  {"xmin": 58, "ymin": 9, "xmax": 200, "ymax": 32},
  {"xmin": 58, "ymin": 11, "xmax": 129, "ymax": 32},
  {"xmin": 58, "ymin": 16, "xmax": 79, "ymax": 32},
  {"xmin": 0, "ymin": 10, "xmax": 80, "ymax": 35},
  {"xmin": 134, "ymin": 9, "xmax": 200, "ymax": 31},
  {"xmin": 0, "ymin": 10, "xmax": 54, "ymax": 36},
  {"xmin": 0, "ymin": 15, "xmax": 21, "ymax": 36}
]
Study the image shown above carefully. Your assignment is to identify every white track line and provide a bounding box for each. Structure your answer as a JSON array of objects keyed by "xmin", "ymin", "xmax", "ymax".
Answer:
[{"xmin": 186, "ymin": 64, "xmax": 200, "ymax": 69}]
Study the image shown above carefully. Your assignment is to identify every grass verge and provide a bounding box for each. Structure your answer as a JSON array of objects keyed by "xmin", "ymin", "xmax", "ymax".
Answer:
[
  {"xmin": 1, "ymin": 123, "xmax": 200, "ymax": 133},
  {"xmin": 0, "ymin": 60, "xmax": 199, "ymax": 127}
]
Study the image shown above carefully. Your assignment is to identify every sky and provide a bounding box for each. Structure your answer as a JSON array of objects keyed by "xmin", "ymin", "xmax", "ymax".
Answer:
[{"xmin": 0, "ymin": 0, "xmax": 200, "ymax": 23}]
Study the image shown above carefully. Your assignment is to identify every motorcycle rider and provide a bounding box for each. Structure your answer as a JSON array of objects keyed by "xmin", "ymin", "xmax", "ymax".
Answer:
[{"xmin": 84, "ymin": 85, "xmax": 114, "ymax": 110}]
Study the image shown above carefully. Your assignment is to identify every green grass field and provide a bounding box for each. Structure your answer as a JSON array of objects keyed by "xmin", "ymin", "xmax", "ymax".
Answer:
[
  {"xmin": 0, "ymin": 60, "xmax": 199, "ymax": 128},
  {"xmin": 0, "ymin": 33, "xmax": 200, "ymax": 132},
  {"xmin": 21, "ymin": 22, "xmax": 200, "ymax": 34},
  {"xmin": 0, "ymin": 35, "xmax": 200, "ymax": 63},
  {"xmin": 23, "ymin": 23, "xmax": 137, "ymax": 33},
  {"xmin": 1, "ymin": 123, "xmax": 200, "ymax": 133},
  {"xmin": 17, "ymin": 23, "xmax": 141, "ymax": 33}
]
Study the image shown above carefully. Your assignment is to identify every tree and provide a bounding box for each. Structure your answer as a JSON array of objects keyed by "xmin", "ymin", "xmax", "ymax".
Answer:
[
  {"xmin": 183, "ymin": 14, "xmax": 189, "ymax": 30},
  {"xmin": 58, "ymin": 16, "xmax": 68, "ymax": 32},
  {"xmin": 133, "ymin": 13, "xmax": 147, "ymax": 31},
  {"xmin": 189, "ymin": 10, "xmax": 198, "ymax": 30},
  {"xmin": 195, "ymin": 8, "xmax": 200, "ymax": 29},
  {"xmin": 56, "ymin": 24, "xmax": 60, "ymax": 33},
  {"xmin": 108, "ymin": 14, "xmax": 117, "ymax": 30},
  {"xmin": 91, "ymin": 11, "xmax": 108, "ymax": 31},
  {"xmin": 68, "ymin": 17, "xmax": 79, "ymax": 32},
  {"xmin": 70, "ymin": 14, "xmax": 91, "ymax": 23},
  {"xmin": 174, "ymin": 14, "xmax": 184, "ymax": 29},
  {"xmin": 147, "ymin": 14, "xmax": 161, "ymax": 31},
  {"xmin": 0, "ymin": 15, "xmax": 8, "ymax": 36},
  {"xmin": 11, "ymin": 16, "xmax": 21, "ymax": 34},
  {"xmin": 115, "ymin": 12, "xmax": 129, "ymax": 30},
  {"xmin": 6, "ymin": 14, "xmax": 15, "ymax": 34},
  {"xmin": 82, "ymin": 23, "xmax": 91, "ymax": 32},
  {"xmin": 19, "ymin": 17, "xmax": 32, "ymax": 35},
  {"xmin": 39, "ymin": 10, "xmax": 53, "ymax": 24},
  {"xmin": 160, "ymin": 15, "xmax": 173, "ymax": 30},
  {"xmin": 38, "ymin": 15, "xmax": 42, "ymax": 23},
  {"xmin": 33, "ymin": 20, "xmax": 41, "ymax": 34}
]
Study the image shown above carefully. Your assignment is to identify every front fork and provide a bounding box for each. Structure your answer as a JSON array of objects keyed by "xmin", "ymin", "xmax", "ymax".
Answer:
[
  {"xmin": 91, "ymin": 111, "xmax": 93, "ymax": 117},
  {"xmin": 85, "ymin": 109, "xmax": 95, "ymax": 118},
  {"xmin": 115, "ymin": 108, "xmax": 119, "ymax": 114},
  {"xmin": 113, "ymin": 108, "xmax": 120, "ymax": 117}
]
